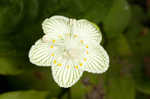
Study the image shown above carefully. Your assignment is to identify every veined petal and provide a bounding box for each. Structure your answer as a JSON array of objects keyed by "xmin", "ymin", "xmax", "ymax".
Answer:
[
  {"xmin": 42, "ymin": 15, "xmax": 70, "ymax": 36},
  {"xmin": 51, "ymin": 60, "xmax": 83, "ymax": 88},
  {"xmin": 29, "ymin": 39, "xmax": 60, "ymax": 66},
  {"xmin": 72, "ymin": 19, "xmax": 102, "ymax": 44},
  {"xmin": 84, "ymin": 45, "xmax": 109, "ymax": 73}
]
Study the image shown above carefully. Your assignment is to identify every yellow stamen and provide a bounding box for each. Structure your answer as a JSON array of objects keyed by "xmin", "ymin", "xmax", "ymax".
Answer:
[
  {"xmin": 53, "ymin": 60, "xmax": 56, "ymax": 64},
  {"xmin": 79, "ymin": 63, "xmax": 83, "ymax": 67},
  {"xmin": 74, "ymin": 34, "xmax": 78, "ymax": 38},
  {"xmin": 52, "ymin": 40, "xmax": 56, "ymax": 43},
  {"xmin": 75, "ymin": 65, "xmax": 78, "ymax": 69},
  {"xmin": 86, "ymin": 45, "xmax": 88, "ymax": 48},
  {"xmin": 86, "ymin": 51, "xmax": 88, "ymax": 54},
  {"xmin": 67, "ymin": 65, "xmax": 70, "ymax": 69},
  {"xmin": 80, "ymin": 40, "xmax": 84, "ymax": 44},
  {"xmin": 51, "ymin": 53, "xmax": 54, "ymax": 56},
  {"xmin": 83, "ymin": 58, "xmax": 87, "ymax": 61},
  {"xmin": 50, "ymin": 45, "xmax": 54, "ymax": 48},
  {"xmin": 57, "ymin": 63, "xmax": 62, "ymax": 67}
]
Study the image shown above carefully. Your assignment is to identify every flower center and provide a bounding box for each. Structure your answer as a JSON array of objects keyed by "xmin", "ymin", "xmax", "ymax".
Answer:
[
  {"xmin": 65, "ymin": 48, "xmax": 80, "ymax": 59},
  {"xmin": 63, "ymin": 37, "xmax": 83, "ymax": 60}
]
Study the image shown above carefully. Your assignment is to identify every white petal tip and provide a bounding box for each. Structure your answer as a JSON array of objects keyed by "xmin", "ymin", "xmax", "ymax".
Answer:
[{"xmin": 28, "ymin": 39, "xmax": 52, "ymax": 67}]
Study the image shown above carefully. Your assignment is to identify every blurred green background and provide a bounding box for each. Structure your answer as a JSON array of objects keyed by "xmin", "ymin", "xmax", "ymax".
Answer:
[{"xmin": 0, "ymin": 0, "xmax": 150, "ymax": 99}]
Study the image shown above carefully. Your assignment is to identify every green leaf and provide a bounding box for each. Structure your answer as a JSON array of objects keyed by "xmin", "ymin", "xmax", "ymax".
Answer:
[
  {"xmin": 83, "ymin": 0, "xmax": 114, "ymax": 23},
  {"xmin": 125, "ymin": 26, "xmax": 150, "ymax": 57},
  {"xmin": 71, "ymin": 81, "xmax": 90, "ymax": 99},
  {"xmin": 136, "ymin": 79, "xmax": 150, "ymax": 95},
  {"xmin": 133, "ymin": 57, "xmax": 150, "ymax": 95},
  {"xmin": 0, "ymin": 40, "xmax": 14, "ymax": 53},
  {"xmin": 0, "ymin": 57, "xmax": 23, "ymax": 75},
  {"xmin": 107, "ymin": 34, "xmax": 132, "ymax": 57},
  {"xmin": 104, "ymin": 75, "xmax": 135, "ymax": 99},
  {"xmin": 71, "ymin": 72, "xmax": 101, "ymax": 99},
  {"xmin": 23, "ymin": 0, "xmax": 39, "ymax": 23},
  {"xmin": 124, "ymin": 5, "xmax": 146, "ymax": 57},
  {"xmin": 41, "ymin": 0, "xmax": 60, "ymax": 18},
  {"xmin": 136, "ymin": 30, "xmax": 150, "ymax": 56},
  {"xmin": 103, "ymin": 0, "xmax": 131, "ymax": 38},
  {"xmin": 57, "ymin": 0, "xmax": 88, "ymax": 18},
  {"xmin": 12, "ymin": 22, "xmax": 42, "ymax": 51},
  {"xmin": 0, "ymin": 0, "xmax": 24, "ymax": 34},
  {"xmin": 7, "ymin": 68, "xmax": 61, "ymax": 97},
  {"xmin": 0, "ymin": 90, "xmax": 48, "ymax": 99},
  {"xmin": 130, "ymin": 5, "xmax": 146, "ymax": 23},
  {"xmin": 53, "ymin": 0, "xmax": 113, "ymax": 23}
]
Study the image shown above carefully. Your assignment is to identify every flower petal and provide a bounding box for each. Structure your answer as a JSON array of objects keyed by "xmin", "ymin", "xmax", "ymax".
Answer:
[
  {"xmin": 51, "ymin": 60, "xmax": 83, "ymax": 88},
  {"xmin": 72, "ymin": 19, "xmax": 102, "ymax": 44},
  {"xmin": 84, "ymin": 45, "xmax": 109, "ymax": 73},
  {"xmin": 42, "ymin": 15, "xmax": 70, "ymax": 35},
  {"xmin": 29, "ymin": 39, "xmax": 59, "ymax": 66}
]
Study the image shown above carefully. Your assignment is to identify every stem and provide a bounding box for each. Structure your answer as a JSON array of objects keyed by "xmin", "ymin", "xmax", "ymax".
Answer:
[
  {"xmin": 58, "ymin": 88, "xmax": 70, "ymax": 99},
  {"xmin": 67, "ymin": 88, "xmax": 71, "ymax": 99}
]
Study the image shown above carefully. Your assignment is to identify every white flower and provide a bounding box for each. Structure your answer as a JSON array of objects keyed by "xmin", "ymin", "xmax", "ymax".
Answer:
[{"xmin": 29, "ymin": 15, "xmax": 109, "ymax": 88}]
